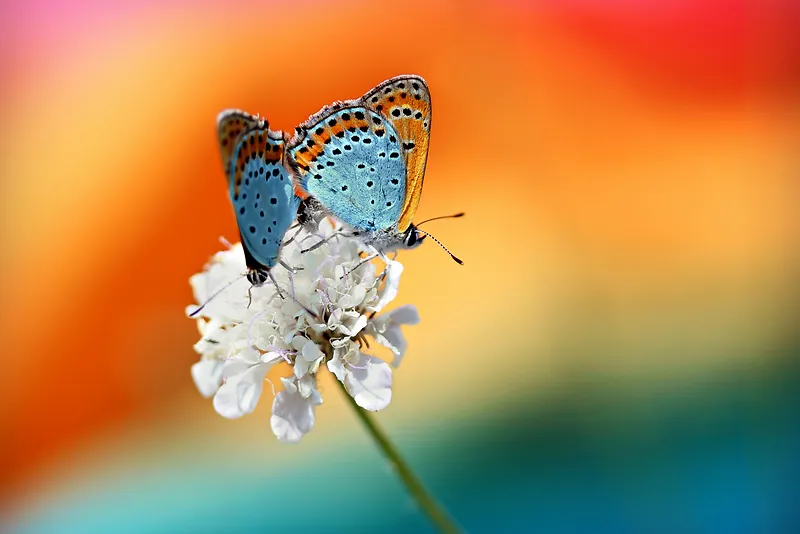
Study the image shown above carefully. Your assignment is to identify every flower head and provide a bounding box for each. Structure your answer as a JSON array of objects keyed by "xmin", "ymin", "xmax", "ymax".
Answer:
[{"xmin": 187, "ymin": 221, "xmax": 419, "ymax": 442}]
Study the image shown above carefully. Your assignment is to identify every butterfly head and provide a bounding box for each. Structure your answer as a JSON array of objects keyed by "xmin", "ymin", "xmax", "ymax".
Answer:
[
  {"xmin": 401, "ymin": 224, "xmax": 426, "ymax": 250},
  {"xmin": 247, "ymin": 269, "xmax": 269, "ymax": 287}
]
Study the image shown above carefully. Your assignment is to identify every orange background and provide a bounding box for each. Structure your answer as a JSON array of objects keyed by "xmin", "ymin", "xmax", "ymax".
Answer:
[{"xmin": 1, "ymin": 0, "xmax": 798, "ymax": 531}]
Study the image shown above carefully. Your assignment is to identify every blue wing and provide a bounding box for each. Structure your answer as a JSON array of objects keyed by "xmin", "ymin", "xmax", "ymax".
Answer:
[
  {"xmin": 286, "ymin": 105, "xmax": 405, "ymax": 233},
  {"xmin": 218, "ymin": 111, "xmax": 298, "ymax": 269}
]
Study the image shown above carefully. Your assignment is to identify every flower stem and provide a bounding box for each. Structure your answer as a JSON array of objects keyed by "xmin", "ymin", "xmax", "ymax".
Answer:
[{"xmin": 336, "ymin": 379, "xmax": 461, "ymax": 534}]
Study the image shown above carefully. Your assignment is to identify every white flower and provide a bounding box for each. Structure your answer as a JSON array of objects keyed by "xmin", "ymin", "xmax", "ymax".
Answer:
[
  {"xmin": 187, "ymin": 220, "xmax": 418, "ymax": 443},
  {"xmin": 366, "ymin": 305, "xmax": 420, "ymax": 367}
]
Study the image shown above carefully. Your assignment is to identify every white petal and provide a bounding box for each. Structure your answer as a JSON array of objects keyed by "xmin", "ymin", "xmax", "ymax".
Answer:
[
  {"xmin": 291, "ymin": 340, "xmax": 322, "ymax": 378},
  {"xmin": 343, "ymin": 354, "xmax": 393, "ymax": 411},
  {"xmin": 294, "ymin": 352, "xmax": 321, "ymax": 378},
  {"xmin": 187, "ymin": 254, "xmax": 250, "ymax": 321},
  {"xmin": 350, "ymin": 314, "xmax": 369, "ymax": 336},
  {"xmin": 193, "ymin": 337, "xmax": 226, "ymax": 359},
  {"xmin": 291, "ymin": 336, "xmax": 309, "ymax": 351},
  {"xmin": 326, "ymin": 308, "xmax": 344, "ymax": 329},
  {"xmin": 338, "ymin": 313, "xmax": 368, "ymax": 337},
  {"xmin": 261, "ymin": 351, "xmax": 285, "ymax": 364},
  {"xmin": 280, "ymin": 376, "xmax": 297, "ymax": 392},
  {"xmin": 220, "ymin": 346, "xmax": 261, "ymax": 377},
  {"xmin": 371, "ymin": 332, "xmax": 398, "ymax": 355},
  {"xmin": 297, "ymin": 374, "xmax": 323, "ymax": 401},
  {"xmin": 283, "ymin": 328, "xmax": 297, "ymax": 344},
  {"xmin": 337, "ymin": 284, "xmax": 367, "ymax": 309},
  {"xmin": 193, "ymin": 318, "xmax": 227, "ymax": 353},
  {"xmin": 372, "ymin": 261, "xmax": 403, "ymax": 313},
  {"xmin": 220, "ymin": 358, "xmax": 251, "ymax": 379},
  {"xmin": 212, "ymin": 363, "xmax": 268, "ymax": 419},
  {"xmin": 191, "ymin": 359, "xmax": 224, "ymax": 398},
  {"xmin": 387, "ymin": 304, "xmax": 420, "ymax": 325},
  {"xmin": 309, "ymin": 322, "xmax": 328, "ymax": 334},
  {"xmin": 368, "ymin": 305, "xmax": 418, "ymax": 366},
  {"xmin": 301, "ymin": 340, "xmax": 323, "ymax": 362},
  {"xmin": 383, "ymin": 325, "xmax": 408, "ymax": 366},
  {"xmin": 330, "ymin": 337, "xmax": 352, "ymax": 348},
  {"xmin": 270, "ymin": 387, "xmax": 318, "ymax": 443},
  {"xmin": 327, "ymin": 354, "xmax": 346, "ymax": 382},
  {"xmin": 318, "ymin": 217, "xmax": 336, "ymax": 234}
]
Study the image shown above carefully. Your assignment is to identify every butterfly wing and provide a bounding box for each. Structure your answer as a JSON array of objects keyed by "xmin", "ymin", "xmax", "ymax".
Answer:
[
  {"xmin": 217, "ymin": 110, "xmax": 261, "ymax": 184},
  {"xmin": 287, "ymin": 105, "xmax": 405, "ymax": 233},
  {"xmin": 361, "ymin": 75, "xmax": 431, "ymax": 232},
  {"xmin": 217, "ymin": 111, "xmax": 298, "ymax": 270}
]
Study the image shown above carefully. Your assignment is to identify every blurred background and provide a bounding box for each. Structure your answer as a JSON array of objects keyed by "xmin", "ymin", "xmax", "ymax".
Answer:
[{"xmin": 1, "ymin": 0, "xmax": 798, "ymax": 532}]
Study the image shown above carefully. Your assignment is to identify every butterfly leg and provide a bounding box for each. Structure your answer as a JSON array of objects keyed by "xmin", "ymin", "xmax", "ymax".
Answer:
[
  {"xmin": 300, "ymin": 231, "xmax": 360, "ymax": 254},
  {"xmin": 281, "ymin": 224, "xmax": 305, "ymax": 247},
  {"xmin": 266, "ymin": 270, "xmax": 285, "ymax": 300},
  {"xmin": 247, "ymin": 284, "xmax": 255, "ymax": 308},
  {"xmin": 278, "ymin": 260, "xmax": 299, "ymax": 299},
  {"xmin": 300, "ymin": 232, "xmax": 340, "ymax": 253},
  {"xmin": 278, "ymin": 260, "xmax": 303, "ymax": 274},
  {"xmin": 340, "ymin": 252, "xmax": 379, "ymax": 280},
  {"xmin": 376, "ymin": 251, "xmax": 392, "ymax": 282}
]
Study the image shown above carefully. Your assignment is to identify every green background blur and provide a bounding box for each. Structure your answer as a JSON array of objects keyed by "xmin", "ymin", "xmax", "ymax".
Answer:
[{"xmin": 1, "ymin": 1, "xmax": 798, "ymax": 532}]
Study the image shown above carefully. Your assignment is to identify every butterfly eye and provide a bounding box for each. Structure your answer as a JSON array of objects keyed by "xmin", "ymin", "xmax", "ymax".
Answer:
[{"xmin": 404, "ymin": 229, "xmax": 418, "ymax": 247}]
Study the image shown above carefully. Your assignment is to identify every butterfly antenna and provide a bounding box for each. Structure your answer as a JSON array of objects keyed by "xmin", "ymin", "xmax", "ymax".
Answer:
[
  {"xmin": 418, "ymin": 231, "xmax": 464, "ymax": 265},
  {"xmin": 189, "ymin": 273, "xmax": 249, "ymax": 318},
  {"xmin": 416, "ymin": 212, "xmax": 465, "ymax": 227}
]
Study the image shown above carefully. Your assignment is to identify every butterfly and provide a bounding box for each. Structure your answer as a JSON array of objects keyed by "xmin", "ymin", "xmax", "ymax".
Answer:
[
  {"xmin": 285, "ymin": 75, "xmax": 460, "ymax": 262},
  {"xmin": 216, "ymin": 110, "xmax": 301, "ymax": 287}
]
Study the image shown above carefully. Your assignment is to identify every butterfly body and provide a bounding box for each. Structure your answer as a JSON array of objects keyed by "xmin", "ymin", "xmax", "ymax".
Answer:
[
  {"xmin": 287, "ymin": 75, "xmax": 431, "ymax": 254},
  {"xmin": 217, "ymin": 110, "xmax": 300, "ymax": 284}
]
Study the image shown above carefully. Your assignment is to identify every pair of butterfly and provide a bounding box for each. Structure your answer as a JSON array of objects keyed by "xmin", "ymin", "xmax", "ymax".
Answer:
[{"xmin": 216, "ymin": 74, "xmax": 461, "ymax": 294}]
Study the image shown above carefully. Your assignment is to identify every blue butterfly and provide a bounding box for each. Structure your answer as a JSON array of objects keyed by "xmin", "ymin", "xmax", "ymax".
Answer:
[
  {"xmin": 216, "ymin": 110, "xmax": 300, "ymax": 287},
  {"xmin": 286, "ymin": 75, "xmax": 462, "ymax": 263}
]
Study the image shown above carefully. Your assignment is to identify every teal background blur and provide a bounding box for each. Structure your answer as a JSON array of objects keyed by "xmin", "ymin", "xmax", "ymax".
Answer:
[{"xmin": 1, "ymin": 0, "xmax": 798, "ymax": 533}]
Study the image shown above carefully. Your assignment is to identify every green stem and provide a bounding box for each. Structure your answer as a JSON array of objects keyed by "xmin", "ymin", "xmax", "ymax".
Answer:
[{"xmin": 336, "ymin": 379, "xmax": 462, "ymax": 534}]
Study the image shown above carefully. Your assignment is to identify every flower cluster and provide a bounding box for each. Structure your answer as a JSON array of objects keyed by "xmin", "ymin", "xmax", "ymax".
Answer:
[{"xmin": 188, "ymin": 221, "xmax": 419, "ymax": 442}]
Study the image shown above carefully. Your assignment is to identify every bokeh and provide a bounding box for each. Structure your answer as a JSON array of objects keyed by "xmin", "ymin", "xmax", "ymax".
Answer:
[{"xmin": 1, "ymin": 1, "xmax": 798, "ymax": 532}]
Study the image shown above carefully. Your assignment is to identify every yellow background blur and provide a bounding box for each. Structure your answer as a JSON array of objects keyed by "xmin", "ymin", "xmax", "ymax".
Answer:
[{"xmin": 1, "ymin": 1, "xmax": 797, "ymax": 532}]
